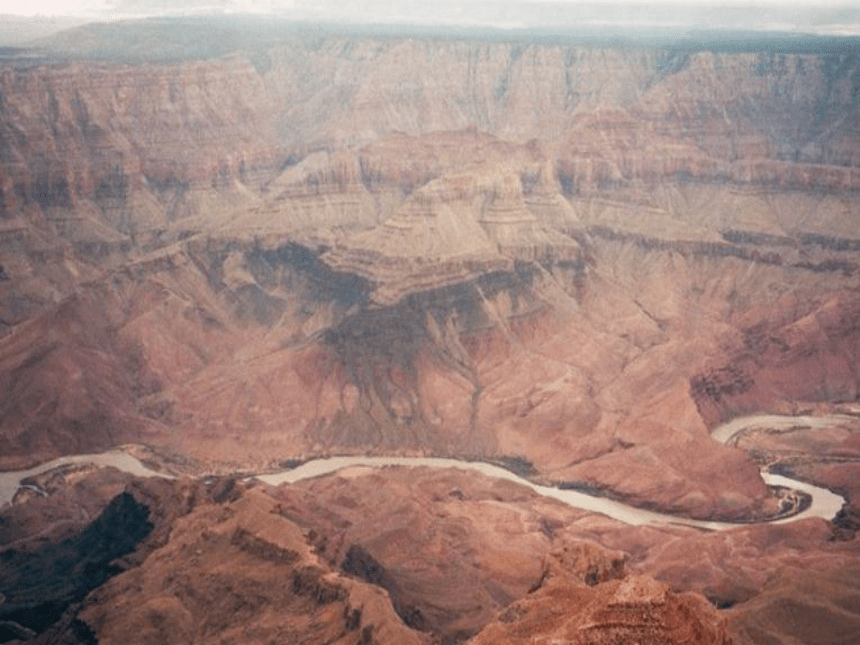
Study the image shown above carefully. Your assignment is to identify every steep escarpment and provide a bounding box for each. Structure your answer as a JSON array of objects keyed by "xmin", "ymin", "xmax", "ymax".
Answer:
[
  {"xmin": 2, "ymin": 31, "xmax": 859, "ymax": 228},
  {"xmin": 0, "ymin": 472, "xmax": 432, "ymax": 645},
  {"xmin": 0, "ymin": 56, "xmax": 280, "ymax": 216}
]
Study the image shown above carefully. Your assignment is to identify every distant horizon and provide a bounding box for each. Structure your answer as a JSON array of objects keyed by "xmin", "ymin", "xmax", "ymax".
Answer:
[
  {"xmin": 3, "ymin": 0, "xmax": 860, "ymax": 47},
  {"xmin": 2, "ymin": 0, "xmax": 860, "ymax": 19}
]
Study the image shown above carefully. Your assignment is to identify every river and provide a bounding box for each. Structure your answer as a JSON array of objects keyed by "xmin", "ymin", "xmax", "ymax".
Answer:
[
  {"xmin": 0, "ymin": 450, "xmax": 172, "ymax": 510},
  {"xmin": 710, "ymin": 413, "xmax": 858, "ymax": 444},
  {"xmin": 0, "ymin": 415, "xmax": 848, "ymax": 530}
]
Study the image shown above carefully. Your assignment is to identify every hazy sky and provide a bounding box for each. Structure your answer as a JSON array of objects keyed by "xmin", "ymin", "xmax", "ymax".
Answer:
[{"xmin": 2, "ymin": 0, "xmax": 856, "ymax": 18}]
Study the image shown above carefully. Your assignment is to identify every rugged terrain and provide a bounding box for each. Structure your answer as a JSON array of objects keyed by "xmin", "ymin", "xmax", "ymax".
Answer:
[
  {"xmin": 1, "ymin": 15, "xmax": 859, "ymax": 645},
  {"xmin": 2, "ymin": 465, "xmax": 858, "ymax": 644}
]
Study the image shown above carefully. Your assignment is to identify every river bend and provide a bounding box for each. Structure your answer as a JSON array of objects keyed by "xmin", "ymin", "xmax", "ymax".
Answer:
[{"xmin": 0, "ymin": 415, "xmax": 848, "ymax": 530}]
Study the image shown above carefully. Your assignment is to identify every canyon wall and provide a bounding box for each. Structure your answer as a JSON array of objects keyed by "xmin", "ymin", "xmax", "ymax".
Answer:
[
  {"xmin": 3, "ymin": 35, "xmax": 860, "ymax": 218},
  {"xmin": 0, "ymin": 23, "xmax": 859, "ymax": 521}
]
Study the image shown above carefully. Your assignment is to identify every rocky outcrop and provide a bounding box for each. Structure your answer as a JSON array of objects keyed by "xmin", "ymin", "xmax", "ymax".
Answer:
[
  {"xmin": 469, "ymin": 559, "xmax": 734, "ymax": 645},
  {"xmin": 0, "ymin": 491, "xmax": 153, "ymax": 641},
  {"xmin": 231, "ymin": 150, "xmax": 378, "ymax": 242},
  {"xmin": 321, "ymin": 166, "xmax": 583, "ymax": 305},
  {"xmin": 2, "ymin": 449, "xmax": 859, "ymax": 645},
  {"xmin": 0, "ymin": 473, "xmax": 430, "ymax": 645},
  {"xmin": 270, "ymin": 466, "xmax": 627, "ymax": 642},
  {"xmin": 66, "ymin": 483, "xmax": 429, "ymax": 645},
  {"xmin": 0, "ymin": 465, "xmax": 736, "ymax": 645},
  {"xmin": 691, "ymin": 292, "xmax": 860, "ymax": 424},
  {"xmin": 321, "ymin": 176, "xmax": 513, "ymax": 305}
]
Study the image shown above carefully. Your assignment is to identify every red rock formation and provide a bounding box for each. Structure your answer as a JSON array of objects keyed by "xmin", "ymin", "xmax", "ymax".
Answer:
[
  {"xmin": 469, "ymin": 557, "xmax": 734, "ymax": 645},
  {"xmin": 270, "ymin": 466, "xmax": 610, "ymax": 641},
  {"xmin": 1, "ymin": 22, "xmax": 859, "ymax": 518},
  {"xmin": 2, "ymin": 458, "xmax": 859, "ymax": 645},
  {"xmin": 2, "ymin": 34, "xmax": 858, "ymax": 230},
  {"xmin": 692, "ymin": 292, "xmax": 860, "ymax": 425},
  {"xmin": 70, "ymin": 482, "xmax": 430, "ymax": 645},
  {"xmin": 0, "ymin": 57, "xmax": 280, "ymax": 214}
]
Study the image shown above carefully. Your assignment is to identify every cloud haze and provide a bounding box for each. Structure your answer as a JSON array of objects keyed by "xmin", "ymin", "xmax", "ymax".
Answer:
[{"xmin": 1, "ymin": 0, "xmax": 859, "ymax": 38}]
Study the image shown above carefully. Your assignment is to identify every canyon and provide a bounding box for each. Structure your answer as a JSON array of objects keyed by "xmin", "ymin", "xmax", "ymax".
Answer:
[{"xmin": 1, "ymin": 14, "xmax": 859, "ymax": 645}]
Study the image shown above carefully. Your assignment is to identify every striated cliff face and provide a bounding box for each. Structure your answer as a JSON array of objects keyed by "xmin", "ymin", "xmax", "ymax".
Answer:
[
  {"xmin": 0, "ymin": 56, "xmax": 280, "ymax": 223},
  {"xmin": 72, "ymin": 484, "xmax": 430, "ymax": 645},
  {"xmin": 3, "ymin": 35, "xmax": 860, "ymax": 219}
]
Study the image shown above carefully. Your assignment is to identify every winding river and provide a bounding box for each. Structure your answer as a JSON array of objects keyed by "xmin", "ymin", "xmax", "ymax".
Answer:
[{"xmin": 0, "ymin": 415, "xmax": 848, "ymax": 530}]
